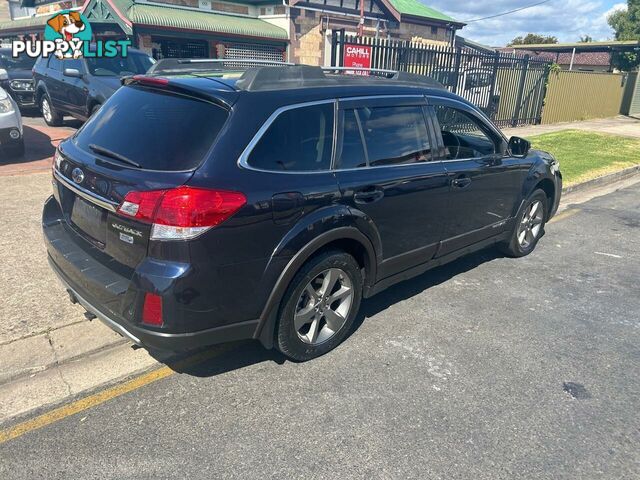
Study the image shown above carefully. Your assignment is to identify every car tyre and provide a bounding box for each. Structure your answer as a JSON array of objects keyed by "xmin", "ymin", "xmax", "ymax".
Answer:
[
  {"xmin": 40, "ymin": 94, "xmax": 63, "ymax": 127},
  {"xmin": 500, "ymin": 189, "xmax": 548, "ymax": 258},
  {"xmin": 276, "ymin": 250, "xmax": 363, "ymax": 362}
]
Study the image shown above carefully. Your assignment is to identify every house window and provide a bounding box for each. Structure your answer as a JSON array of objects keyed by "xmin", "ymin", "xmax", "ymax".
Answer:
[{"xmin": 431, "ymin": 26, "xmax": 438, "ymax": 35}]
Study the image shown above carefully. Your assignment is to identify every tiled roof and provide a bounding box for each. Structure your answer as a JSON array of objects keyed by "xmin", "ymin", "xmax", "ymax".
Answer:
[{"xmin": 499, "ymin": 48, "xmax": 612, "ymax": 66}]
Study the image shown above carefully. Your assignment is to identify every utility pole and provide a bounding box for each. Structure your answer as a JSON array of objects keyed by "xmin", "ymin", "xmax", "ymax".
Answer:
[{"xmin": 358, "ymin": 0, "xmax": 364, "ymax": 37}]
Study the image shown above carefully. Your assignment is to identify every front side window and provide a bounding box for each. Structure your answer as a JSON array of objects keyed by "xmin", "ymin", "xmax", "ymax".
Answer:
[
  {"xmin": 0, "ymin": 50, "xmax": 36, "ymax": 70},
  {"xmin": 434, "ymin": 105, "xmax": 497, "ymax": 160},
  {"xmin": 358, "ymin": 105, "xmax": 431, "ymax": 167},
  {"xmin": 63, "ymin": 58, "xmax": 84, "ymax": 73},
  {"xmin": 47, "ymin": 55, "xmax": 62, "ymax": 72},
  {"xmin": 248, "ymin": 103, "xmax": 334, "ymax": 172}
]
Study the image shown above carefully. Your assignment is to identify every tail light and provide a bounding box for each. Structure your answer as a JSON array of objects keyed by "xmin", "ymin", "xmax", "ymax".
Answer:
[{"xmin": 117, "ymin": 186, "xmax": 246, "ymax": 240}]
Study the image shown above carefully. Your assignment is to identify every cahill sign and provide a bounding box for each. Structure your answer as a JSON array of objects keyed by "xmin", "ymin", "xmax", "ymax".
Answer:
[
  {"xmin": 343, "ymin": 44, "xmax": 372, "ymax": 76},
  {"xmin": 12, "ymin": 10, "xmax": 131, "ymax": 59}
]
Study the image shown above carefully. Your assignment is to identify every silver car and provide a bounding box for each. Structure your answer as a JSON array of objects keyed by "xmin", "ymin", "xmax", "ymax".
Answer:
[{"xmin": 0, "ymin": 86, "xmax": 24, "ymax": 158}]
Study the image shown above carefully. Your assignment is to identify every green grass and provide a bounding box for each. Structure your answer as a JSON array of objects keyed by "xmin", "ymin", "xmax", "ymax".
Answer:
[{"xmin": 527, "ymin": 130, "xmax": 640, "ymax": 186}]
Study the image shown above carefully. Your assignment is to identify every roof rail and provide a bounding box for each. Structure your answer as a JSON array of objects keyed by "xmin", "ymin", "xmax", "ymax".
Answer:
[
  {"xmin": 390, "ymin": 71, "xmax": 445, "ymax": 89},
  {"xmin": 175, "ymin": 59, "xmax": 295, "ymax": 66},
  {"xmin": 148, "ymin": 58, "xmax": 294, "ymax": 76},
  {"xmin": 236, "ymin": 65, "xmax": 326, "ymax": 91},
  {"xmin": 322, "ymin": 66, "xmax": 444, "ymax": 88},
  {"xmin": 321, "ymin": 66, "xmax": 398, "ymax": 76}
]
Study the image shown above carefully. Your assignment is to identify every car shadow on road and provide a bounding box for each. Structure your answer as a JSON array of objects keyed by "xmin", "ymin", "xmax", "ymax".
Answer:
[
  {"xmin": 355, "ymin": 247, "xmax": 502, "ymax": 327},
  {"xmin": 153, "ymin": 247, "xmax": 503, "ymax": 379},
  {"xmin": 22, "ymin": 110, "xmax": 83, "ymax": 129}
]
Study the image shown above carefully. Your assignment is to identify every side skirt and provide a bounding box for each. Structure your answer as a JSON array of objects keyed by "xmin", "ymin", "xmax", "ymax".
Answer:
[{"xmin": 363, "ymin": 231, "xmax": 510, "ymax": 298}]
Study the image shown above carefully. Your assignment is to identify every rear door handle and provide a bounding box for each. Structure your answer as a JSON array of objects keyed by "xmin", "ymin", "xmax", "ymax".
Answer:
[
  {"xmin": 354, "ymin": 187, "xmax": 384, "ymax": 204},
  {"xmin": 452, "ymin": 176, "xmax": 472, "ymax": 189}
]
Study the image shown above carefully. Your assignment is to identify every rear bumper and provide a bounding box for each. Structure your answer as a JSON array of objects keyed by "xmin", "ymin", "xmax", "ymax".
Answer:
[
  {"xmin": 48, "ymin": 256, "xmax": 258, "ymax": 350},
  {"xmin": 43, "ymin": 196, "xmax": 259, "ymax": 351},
  {"xmin": 47, "ymin": 249, "xmax": 259, "ymax": 352}
]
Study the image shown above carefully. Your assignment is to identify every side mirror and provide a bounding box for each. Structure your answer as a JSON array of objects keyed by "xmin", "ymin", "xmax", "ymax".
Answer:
[
  {"xmin": 508, "ymin": 136, "xmax": 531, "ymax": 157},
  {"xmin": 0, "ymin": 68, "xmax": 8, "ymax": 81},
  {"xmin": 63, "ymin": 68, "xmax": 83, "ymax": 78}
]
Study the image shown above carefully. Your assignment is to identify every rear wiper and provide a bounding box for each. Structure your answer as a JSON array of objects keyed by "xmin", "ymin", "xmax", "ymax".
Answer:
[{"xmin": 88, "ymin": 144, "xmax": 141, "ymax": 168}]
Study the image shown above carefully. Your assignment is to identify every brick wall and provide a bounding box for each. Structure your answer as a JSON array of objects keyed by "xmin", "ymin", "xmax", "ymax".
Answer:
[{"xmin": 291, "ymin": 8, "xmax": 324, "ymax": 66}]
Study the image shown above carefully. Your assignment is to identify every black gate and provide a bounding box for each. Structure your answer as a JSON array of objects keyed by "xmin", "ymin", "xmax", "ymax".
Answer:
[{"xmin": 330, "ymin": 31, "xmax": 551, "ymax": 127}]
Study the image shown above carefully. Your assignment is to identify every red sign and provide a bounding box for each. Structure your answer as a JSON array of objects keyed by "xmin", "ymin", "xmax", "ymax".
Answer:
[{"xmin": 343, "ymin": 44, "xmax": 372, "ymax": 76}]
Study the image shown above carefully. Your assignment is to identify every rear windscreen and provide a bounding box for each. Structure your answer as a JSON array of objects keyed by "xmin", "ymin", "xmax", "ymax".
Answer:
[{"xmin": 74, "ymin": 86, "xmax": 228, "ymax": 171}]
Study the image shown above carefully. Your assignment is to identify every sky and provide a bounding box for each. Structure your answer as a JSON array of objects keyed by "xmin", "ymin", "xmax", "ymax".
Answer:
[{"xmin": 424, "ymin": 0, "xmax": 628, "ymax": 46}]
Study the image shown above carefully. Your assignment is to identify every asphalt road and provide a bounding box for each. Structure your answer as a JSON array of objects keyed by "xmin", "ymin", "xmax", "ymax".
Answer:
[{"xmin": 1, "ymin": 183, "xmax": 639, "ymax": 479}]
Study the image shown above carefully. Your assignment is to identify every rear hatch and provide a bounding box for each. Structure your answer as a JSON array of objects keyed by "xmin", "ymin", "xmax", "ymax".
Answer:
[{"xmin": 53, "ymin": 82, "xmax": 230, "ymax": 270}]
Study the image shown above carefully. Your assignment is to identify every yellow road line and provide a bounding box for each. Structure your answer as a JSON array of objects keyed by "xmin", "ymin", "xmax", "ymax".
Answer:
[
  {"xmin": 0, "ymin": 345, "xmax": 231, "ymax": 445},
  {"xmin": 549, "ymin": 208, "xmax": 580, "ymax": 224}
]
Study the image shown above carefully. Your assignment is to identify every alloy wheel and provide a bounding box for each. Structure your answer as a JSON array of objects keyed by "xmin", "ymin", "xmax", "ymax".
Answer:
[
  {"xmin": 517, "ymin": 200, "xmax": 544, "ymax": 249},
  {"xmin": 42, "ymin": 98, "xmax": 52, "ymax": 123},
  {"xmin": 294, "ymin": 268, "xmax": 354, "ymax": 345}
]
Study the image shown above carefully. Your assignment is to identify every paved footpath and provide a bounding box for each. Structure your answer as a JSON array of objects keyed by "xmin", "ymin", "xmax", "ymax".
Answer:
[{"xmin": 503, "ymin": 115, "xmax": 640, "ymax": 139}]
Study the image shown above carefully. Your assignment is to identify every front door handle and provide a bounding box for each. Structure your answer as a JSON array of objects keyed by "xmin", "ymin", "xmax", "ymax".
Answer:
[
  {"xmin": 354, "ymin": 187, "xmax": 384, "ymax": 204},
  {"xmin": 452, "ymin": 176, "xmax": 472, "ymax": 189}
]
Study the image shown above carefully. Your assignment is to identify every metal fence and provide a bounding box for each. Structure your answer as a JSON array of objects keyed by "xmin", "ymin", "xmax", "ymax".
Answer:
[
  {"xmin": 542, "ymin": 70, "xmax": 628, "ymax": 124},
  {"xmin": 330, "ymin": 31, "xmax": 552, "ymax": 127}
]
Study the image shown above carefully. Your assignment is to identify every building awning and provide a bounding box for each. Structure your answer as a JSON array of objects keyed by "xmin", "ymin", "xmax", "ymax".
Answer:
[
  {"xmin": 128, "ymin": 3, "xmax": 288, "ymax": 40},
  {"xmin": 509, "ymin": 41, "xmax": 640, "ymax": 54},
  {"xmin": 2, "ymin": 0, "xmax": 288, "ymax": 41},
  {"xmin": 85, "ymin": 0, "xmax": 287, "ymax": 41}
]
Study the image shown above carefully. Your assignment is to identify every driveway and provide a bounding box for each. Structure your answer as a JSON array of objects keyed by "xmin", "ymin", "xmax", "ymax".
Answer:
[
  {"xmin": 0, "ymin": 115, "xmax": 79, "ymax": 177},
  {"xmin": 1, "ymin": 182, "xmax": 638, "ymax": 479}
]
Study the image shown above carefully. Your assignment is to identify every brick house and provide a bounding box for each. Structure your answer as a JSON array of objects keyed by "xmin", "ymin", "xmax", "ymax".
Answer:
[{"xmin": 0, "ymin": 0, "xmax": 463, "ymax": 65}]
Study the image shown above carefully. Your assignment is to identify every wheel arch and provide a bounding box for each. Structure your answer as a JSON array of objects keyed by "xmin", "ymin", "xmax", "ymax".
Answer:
[
  {"xmin": 35, "ymin": 82, "xmax": 48, "ymax": 103},
  {"xmin": 254, "ymin": 226, "xmax": 378, "ymax": 349},
  {"xmin": 534, "ymin": 177, "xmax": 557, "ymax": 216}
]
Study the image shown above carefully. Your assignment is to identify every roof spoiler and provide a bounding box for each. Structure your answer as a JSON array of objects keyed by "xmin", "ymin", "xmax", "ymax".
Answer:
[{"xmin": 121, "ymin": 75, "xmax": 233, "ymax": 108}]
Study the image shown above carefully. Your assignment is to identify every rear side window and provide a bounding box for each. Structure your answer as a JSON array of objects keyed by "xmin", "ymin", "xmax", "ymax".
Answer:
[
  {"xmin": 358, "ymin": 105, "xmax": 431, "ymax": 167},
  {"xmin": 337, "ymin": 109, "xmax": 367, "ymax": 169},
  {"xmin": 247, "ymin": 103, "xmax": 334, "ymax": 172},
  {"xmin": 74, "ymin": 86, "xmax": 228, "ymax": 171}
]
